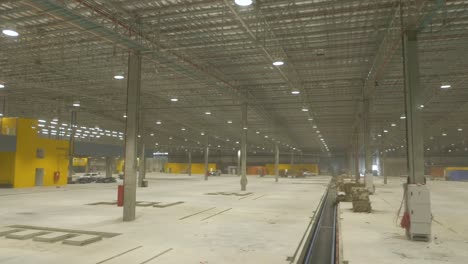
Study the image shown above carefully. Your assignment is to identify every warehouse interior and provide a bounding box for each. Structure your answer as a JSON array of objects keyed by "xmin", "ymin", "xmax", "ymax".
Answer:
[{"xmin": 1, "ymin": 0, "xmax": 468, "ymax": 263}]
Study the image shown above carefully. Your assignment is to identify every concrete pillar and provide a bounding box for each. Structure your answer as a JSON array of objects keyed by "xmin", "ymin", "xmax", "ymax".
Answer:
[
  {"xmin": 67, "ymin": 110, "xmax": 77, "ymax": 181},
  {"xmin": 105, "ymin": 157, "xmax": 113, "ymax": 178},
  {"xmin": 354, "ymin": 132, "xmax": 360, "ymax": 182},
  {"xmin": 237, "ymin": 149, "xmax": 241, "ymax": 176},
  {"xmin": 204, "ymin": 146, "xmax": 209, "ymax": 180},
  {"xmin": 382, "ymin": 149, "xmax": 387, "ymax": 184},
  {"xmin": 123, "ymin": 51, "xmax": 141, "ymax": 222},
  {"xmin": 240, "ymin": 103, "xmax": 248, "ymax": 191},
  {"xmin": 290, "ymin": 151, "xmax": 295, "ymax": 165},
  {"xmin": 363, "ymin": 99, "xmax": 374, "ymax": 193},
  {"xmin": 274, "ymin": 143, "xmax": 279, "ymax": 182},
  {"xmin": 138, "ymin": 143, "xmax": 146, "ymax": 187},
  {"xmin": 403, "ymin": 30, "xmax": 425, "ymax": 184},
  {"xmin": 188, "ymin": 151, "xmax": 192, "ymax": 176}
]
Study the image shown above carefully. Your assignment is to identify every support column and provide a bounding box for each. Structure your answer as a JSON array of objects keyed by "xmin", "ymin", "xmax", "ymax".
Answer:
[
  {"xmin": 354, "ymin": 132, "xmax": 360, "ymax": 182},
  {"xmin": 123, "ymin": 51, "xmax": 141, "ymax": 222},
  {"xmin": 138, "ymin": 143, "xmax": 146, "ymax": 187},
  {"xmin": 240, "ymin": 103, "xmax": 248, "ymax": 191},
  {"xmin": 274, "ymin": 142, "xmax": 279, "ymax": 182},
  {"xmin": 67, "ymin": 110, "xmax": 77, "ymax": 182},
  {"xmin": 363, "ymin": 99, "xmax": 374, "ymax": 193},
  {"xmin": 105, "ymin": 157, "xmax": 113, "ymax": 178},
  {"xmin": 381, "ymin": 135, "xmax": 387, "ymax": 184},
  {"xmin": 188, "ymin": 151, "xmax": 192, "ymax": 176},
  {"xmin": 237, "ymin": 149, "xmax": 241, "ymax": 176},
  {"xmin": 403, "ymin": 30, "xmax": 425, "ymax": 184},
  {"xmin": 204, "ymin": 146, "xmax": 209, "ymax": 180}
]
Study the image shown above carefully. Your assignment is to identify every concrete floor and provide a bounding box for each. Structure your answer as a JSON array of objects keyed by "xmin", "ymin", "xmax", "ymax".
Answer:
[
  {"xmin": 341, "ymin": 177, "xmax": 468, "ymax": 264},
  {"xmin": 0, "ymin": 174, "xmax": 330, "ymax": 264}
]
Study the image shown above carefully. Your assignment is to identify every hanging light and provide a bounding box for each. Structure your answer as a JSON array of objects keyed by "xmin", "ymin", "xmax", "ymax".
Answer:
[
  {"xmin": 114, "ymin": 75, "xmax": 125, "ymax": 80},
  {"xmin": 0, "ymin": 84, "xmax": 5, "ymax": 89},
  {"xmin": 273, "ymin": 60, "xmax": 284, "ymax": 66},
  {"xmin": 72, "ymin": 101, "xmax": 80, "ymax": 107},
  {"xmin": 301, "ymin": 107, "xmax": 309, "ymax": 112},
  {"xmin": 291, "ymin": 89, "xmax": 300, "ymax": 95},
  {"xmin": 235, "ymin": 0, "xmax": 253, "ymax": 6},
  {"xmin": 170, "ymin": 98, "xmax": 179, "ymax": 102},
  {"xmin": 440, "ymin": 84, "xmax": 451, "ymax": 89},
  {"xmin": 400, "ymin": 115, "xmax": 406, "ymax": 120},
  {"xmin": 2, "ymin": 29, "xmax": 19, "ymax": 37}
]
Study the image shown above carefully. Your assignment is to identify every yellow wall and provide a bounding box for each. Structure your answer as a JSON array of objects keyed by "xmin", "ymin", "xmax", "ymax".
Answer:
[
  {"xmin": 116, "ymin": 158, "xmax": 125, "ymax": 173},
  {"xmin": 165, "ymin": 163, "xmax": 217, "ymax": 174},
  {"xmin": 12, "ymin": 118, "xmax": 69, "ymax": 188},
  {"xmin": 265, "ymin": 164, "xmax": 319, "ymax": 175},
  {"xmin": 0, "ymin": 152, "xmax": 15, "ymax": 185},
  {"xmin": 0, "ymin": 117, "xmax": 17, "ymax": 135},
  {"xmin": 73, "ymin": 157, "xmax": 88, "ymax": 167}
]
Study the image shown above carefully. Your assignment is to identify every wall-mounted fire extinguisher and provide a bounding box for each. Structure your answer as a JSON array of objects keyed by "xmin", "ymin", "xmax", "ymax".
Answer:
[{"xmin": 53, "ymin": 171, "xmax": 60, "ymax": 183}]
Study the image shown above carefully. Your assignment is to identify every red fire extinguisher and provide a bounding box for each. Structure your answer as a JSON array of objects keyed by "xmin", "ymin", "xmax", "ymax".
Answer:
[{"xmin": 53, "ymin": 171, "xmax": 60, "ymax": 183}]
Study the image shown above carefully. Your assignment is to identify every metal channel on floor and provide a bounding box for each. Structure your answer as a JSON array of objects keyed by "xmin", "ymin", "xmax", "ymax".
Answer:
[{"xmin": 292, "ymin": 183, "xmax": 338, "ymax": 264}]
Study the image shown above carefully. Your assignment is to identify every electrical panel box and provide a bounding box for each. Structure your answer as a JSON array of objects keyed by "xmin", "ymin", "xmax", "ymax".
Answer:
[{"xmin": 406, "ymin": 184, "xmax": 431, "ymax": 241}]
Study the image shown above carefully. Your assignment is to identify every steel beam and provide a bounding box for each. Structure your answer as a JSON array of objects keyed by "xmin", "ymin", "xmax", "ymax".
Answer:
[{"xmin": 123, "ymin": 51, "xmax": 141, "ymax": 222}]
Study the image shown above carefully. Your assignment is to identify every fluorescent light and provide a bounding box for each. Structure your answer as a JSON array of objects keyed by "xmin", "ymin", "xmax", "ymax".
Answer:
[
  {"xmin": 170, "ymin": 98, "xmax": 179, "ymax": 102},
  {"xmin": 308, "ymin": 118, "xmax": 313, "ymax": 121},
  {"xmin": 419, "ymin": 104, "xmax": 424, "ymax": 108},
  {"xmin": 0, "ymin": 113, "xmax": 3, "ymax": 117},
  {"xmin": 243, "ymin": 127, "xmax": 248, "ymax": 130},
  {"xmin": 72, "ymin": 101, "xmax": 80, "ymax": 107},
  {"xmin": 235, "ymin": 0, "xmax": 253, "ymax": 6},
  {"xmin": 400, "ymin": 115, "xmax": 406, "ymax": 119},
  {"xmin": 383, "ymin": 130, "xmax": 388, "ymax": 133},
  {"xmin": 458, "ymin": 128, "xmax": 463, "ymax": 132},
  {"xmin": 273, "ymin": 60, "xmax": 284, "ymax": 66},
  {"xmin": 291, "ymin": 90, "xmax": 300, "ymax": 95},
  {"xmin": 150, "ymin": 133, "xmax": 154, "ymax": 136},
  {"xmin": 301, "ymin": 108, "xmax": 309, "ymax": 112},
  {"xmin": 442, "ymin": 133, "xmax": 447, "ymax": 136},
  {"xmin": 201, "ymin": 132, "xmax": 205, "ymax": 136},
  {"xmin": 440, "ymin": 84, "xmax": 451, "ymax": 89},
  {"xmin": 205, "ymin": 111, "xmax": 211, "ymax": 115},
  {"xmin": 156, "ymin": 121, "xmax": 162, "ymax": 125},
  {"xmin": 227, "ymin": 120, "xmax": 233, "ymax": 124},
  {"xmin": 38, "ymin": 120, "xmax": 46, "ymax": 123},
  {"xmin": 123, "ymin": 114, "xmax": 127, "ymax": 118},
  {"xmin": 181, "ymin": 128, "xmax": 186, "ymax": 131},
  {"xmin": 0, "ymin": 84, "xmax": 4, "ymax": 89},
  {"xmin": 2, "ymin": 29, "xmax": 19, "ymax": 37},
  {"xmin": 377, "ymin": 134, "xmax": 382, "ymax": 137},
  {"xmin": 114, "ymin": 75, "xmax": 124, "ymax": 80}
]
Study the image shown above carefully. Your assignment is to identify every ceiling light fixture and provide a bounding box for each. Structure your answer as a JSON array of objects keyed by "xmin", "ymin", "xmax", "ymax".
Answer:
[
  {"xmin": 400, "ymin": 115, "xmax": 406, "ymax": 120},
  {"xmin": 205, "ymin": 111, "xmax": 211, "ymax": 115},
  {"xmin": 227, "ymin": 120, "xmax": 233, "ymax": 124},
  {"xmin": 0, "ymin": 84, "xmax": 5, "ymax": 89},
  {"xmin": 383, "ymin": 130, "xmax": 388, "ymax": 133},
  {"xmin": 458, "ymin": 128, "xmax": 463, "ymax": 132},
  {"xmin": 2, "ymin": 29, "xmax": 19, "ymax": 37},
  {"xmin": 272, "ymin": 60, "xmax": 284, "ymax": 66},
  {"xmin": 72, "ymin": 101, "xmax": 80, "ymax": 107},
  {"xmin": 308, "ymin": 118, "xmax": 313, "ymax": 121},
  {"xmin": 156, "ymin": 121, "xmax": 162, "ymax": 125},
  {"xmin": 440, "ymin": 84, "xmax": 451, "ymax": 89},
  {"xmin": 114, "ymin": 75, "xmax": 124, "ymax": 80},
  {"xmin": 170, "ymin": 98, "xmax": 178, "ymax": 102},
  {"xmin": 301, "ymin": 107, "xmax": 309, "ymax": 112},
  {"xmin": 391, "ymin": 123, "xmax": 396, "ymax": 127},
  {"xmin": 291, "ymin": 90, "xmax": 300, "ymax": 95},
  {"xmin": 234, "ymin": 0, "xmax": 253, "ymax": 6},
  {"xmin": 419, "ymin": 104, "xmax": 425, "ymax": 108}
]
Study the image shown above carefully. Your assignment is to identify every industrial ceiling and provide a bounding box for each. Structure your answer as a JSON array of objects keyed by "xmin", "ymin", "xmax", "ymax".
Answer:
[{"xmin": 1, "ymin": 0, "xmax": 467, "ymax": 157}]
